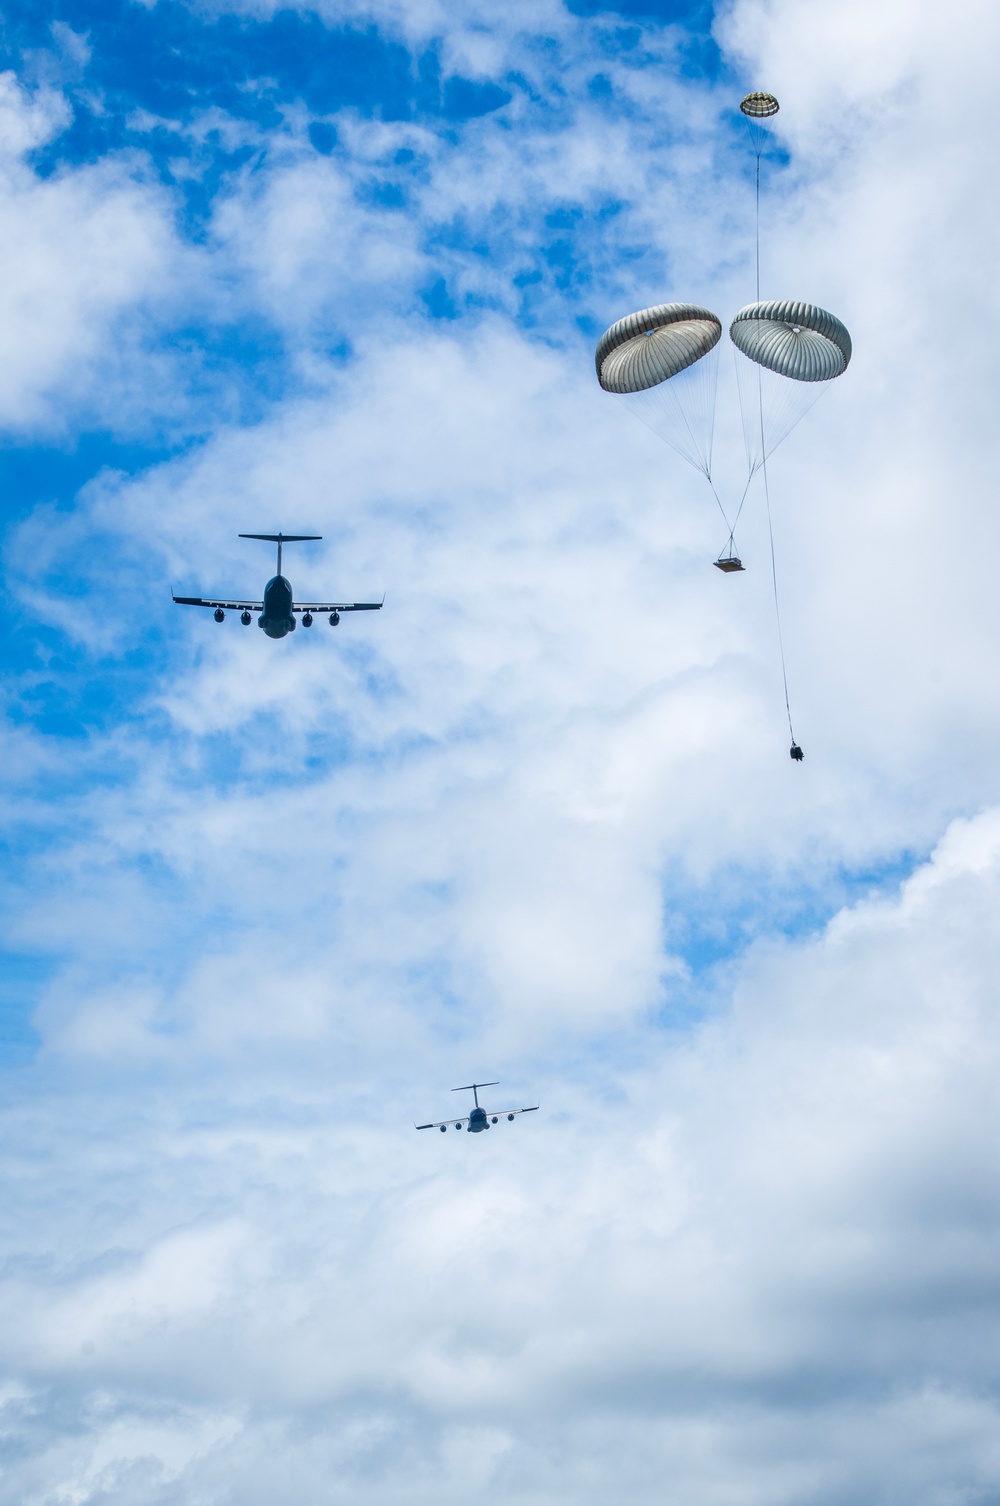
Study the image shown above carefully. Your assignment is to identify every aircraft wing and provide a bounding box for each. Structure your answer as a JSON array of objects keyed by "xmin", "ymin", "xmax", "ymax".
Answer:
[
  {"xmin": 293, "ymin": 600, "xmax": 384, "ymax": 614},
  {"xmin": 173, "ymin": 595, "xmax": 263, "ymax": 611},
  {"xmin": 415, "ymin": 1107, "xmax": 538, "ymax": 1129}
]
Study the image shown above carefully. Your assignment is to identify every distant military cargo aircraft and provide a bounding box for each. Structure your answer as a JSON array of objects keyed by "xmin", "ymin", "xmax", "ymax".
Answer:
[
  {"xmin": 416, "ymin": 1082, "xmax": 539, "ymax": 1134},
  {"xmin": 173, "ymin": 533, "xmax": 383, "ymax": 639}
]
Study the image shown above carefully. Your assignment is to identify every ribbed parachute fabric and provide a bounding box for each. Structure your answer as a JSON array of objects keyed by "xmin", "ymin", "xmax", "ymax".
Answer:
[{"xmin": 595, "ymin": 303, "xmax": 721, "ymax": 391}]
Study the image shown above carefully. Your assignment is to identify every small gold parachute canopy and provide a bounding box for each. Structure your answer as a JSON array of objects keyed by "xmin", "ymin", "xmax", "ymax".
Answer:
[
  {"xmin": 595, "ymin": 303, "xmax": 722, "ymax": 394},
  {"xmin": 740, "ymin": 91, "xmax": 779, "ymax": 118}
]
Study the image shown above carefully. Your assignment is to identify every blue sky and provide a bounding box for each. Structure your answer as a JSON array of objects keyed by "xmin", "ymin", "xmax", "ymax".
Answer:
[
  {"xmin": 0, "ymin": 0, "xmax": 762, "ymax": 1048},
  {"xmin": 3, "ymin": 0, "xmax": 1000, "ymax": 1500}
]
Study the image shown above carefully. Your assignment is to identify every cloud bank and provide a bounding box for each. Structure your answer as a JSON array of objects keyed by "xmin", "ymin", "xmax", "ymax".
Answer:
[{"xmin": 1, "ymin": 0, "xmax": 1000, "ymax": 1499}]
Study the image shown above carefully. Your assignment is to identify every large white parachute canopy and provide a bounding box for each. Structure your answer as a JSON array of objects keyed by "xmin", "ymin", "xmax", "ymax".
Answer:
[
  {"xmin": 595, "ymin": 303, "xmax": 722, "ymax": 477},
  {"xmin": 730, "ymin": 299, "xmax": 852, "ymax": 474}
]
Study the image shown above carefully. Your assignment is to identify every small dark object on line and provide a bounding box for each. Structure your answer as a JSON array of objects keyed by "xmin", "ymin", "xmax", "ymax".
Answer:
[
  {"xmin": 790, "ymin": 743, "xmax": 804, "ymax": 761},
  {"xmin": 715, "ymin": 556, "xmax": 745, "ymax": 573}
]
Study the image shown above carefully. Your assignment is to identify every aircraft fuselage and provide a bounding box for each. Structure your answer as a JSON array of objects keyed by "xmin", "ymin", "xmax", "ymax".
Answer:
[
  {"xmin": 259, "ymin": 574, "xmax": 296, "ymax": 638},
  {"xmin": 467, "ymin": 1106, "xmax": 489, "ymax": 1132}
]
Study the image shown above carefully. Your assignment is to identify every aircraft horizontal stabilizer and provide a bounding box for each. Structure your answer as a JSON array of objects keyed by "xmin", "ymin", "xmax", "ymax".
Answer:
[{"xmin": 238, "ymin": 533, "xmax": 322, "ymax": 543}]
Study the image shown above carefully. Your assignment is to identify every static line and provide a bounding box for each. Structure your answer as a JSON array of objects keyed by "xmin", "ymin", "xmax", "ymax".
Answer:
[
  {"xmin": 757, "ymin": 367, "xmax": 796, "ymax": 744},
  {"xmin": 755, "ymin": 146, "xmax": 761, "ymax": 302}
]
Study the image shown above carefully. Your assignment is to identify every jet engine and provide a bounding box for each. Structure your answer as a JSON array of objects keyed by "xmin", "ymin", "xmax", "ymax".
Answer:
[
  {"xmin": 329, "ymin": 611, "xmax": 340, "ymax": 626},
  {"xmin": 302, "ymin": 612, "xmax": 313, "ymax": 626},
  {"xmin": 214, "ymin": 608, "xmax": 225, "ymax": 622}
]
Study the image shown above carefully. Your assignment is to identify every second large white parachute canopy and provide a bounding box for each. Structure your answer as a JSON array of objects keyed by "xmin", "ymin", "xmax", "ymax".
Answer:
[
  {"xmin": 595, "ymin": 303, "xmax": 722, "ymax": 476},
  {"xmin": 730, "ymin": 300, "xmax": 852, "ymax": 382},
  {"xmin": 730, "ymin": 299, "xmax": 852, "ymax": 472}
]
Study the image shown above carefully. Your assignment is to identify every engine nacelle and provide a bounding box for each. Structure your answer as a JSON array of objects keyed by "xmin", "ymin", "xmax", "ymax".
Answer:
[
  {"xmin": 439, "ymin": 1124, "xmax": 446, "ymax": 1133},
  {"xmin": 507, "ymin": 1113, "xmax": 514, "ymax": 1121},
  {"xmin": 491, "ymin": 1116, "xmax": 498, "ymax": 1123},
  {"xmin": 329, "ymin": 611, "xmax": 340, "ymax": 626},
  {"xmin": 302, "ymin": 612, "xmax": 313, "ymax": 627},
  {"xmin": 241, "ymin": 610, "xmax": 251, "ymax": 625},
  {"xmin": 214, "ymin": 608, "xmax": 225, "ymax": 622}
]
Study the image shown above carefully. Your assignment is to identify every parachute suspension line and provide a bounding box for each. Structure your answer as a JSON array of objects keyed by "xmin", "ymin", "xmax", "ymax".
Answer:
[
  {"xmin": 757, "ymin": 365, "xmax": 796, "ymax": 746},
  {"xmin": 673, "ymin": 438, "xmax": 733, "ymax": 546},
  {"xmin": 707, "ymin": 474, "xmax": 734, "ymax": 534},
  {"xmin": 721, "ymin": 473, "xmax": 755, "ymax": 558}
]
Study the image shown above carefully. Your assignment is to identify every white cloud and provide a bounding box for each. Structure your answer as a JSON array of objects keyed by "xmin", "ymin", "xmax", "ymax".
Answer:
[
  {"xmin": 5, "ymin": 0, "xmax": 1000, "ymax": 1499},
  {"xmin": 0, "ymin": 69, "xmax": 70, "ymax": 154},
  {"xmin": 6, "ymin": 808, "xmax": 1000, "ymax": 1502},
  {"xmin": 0, "ymin": 76, "xmax": 187, "ymax": 432}
]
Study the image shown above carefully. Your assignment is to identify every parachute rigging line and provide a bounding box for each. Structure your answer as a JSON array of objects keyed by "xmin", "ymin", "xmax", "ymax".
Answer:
[
  {"xmin": 707, "ymin": 474, "xmax": 734, "ymax": 534},
  {"xmin": 718, "ymin": 473, "xmax": 754, "ymax": 562}
]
